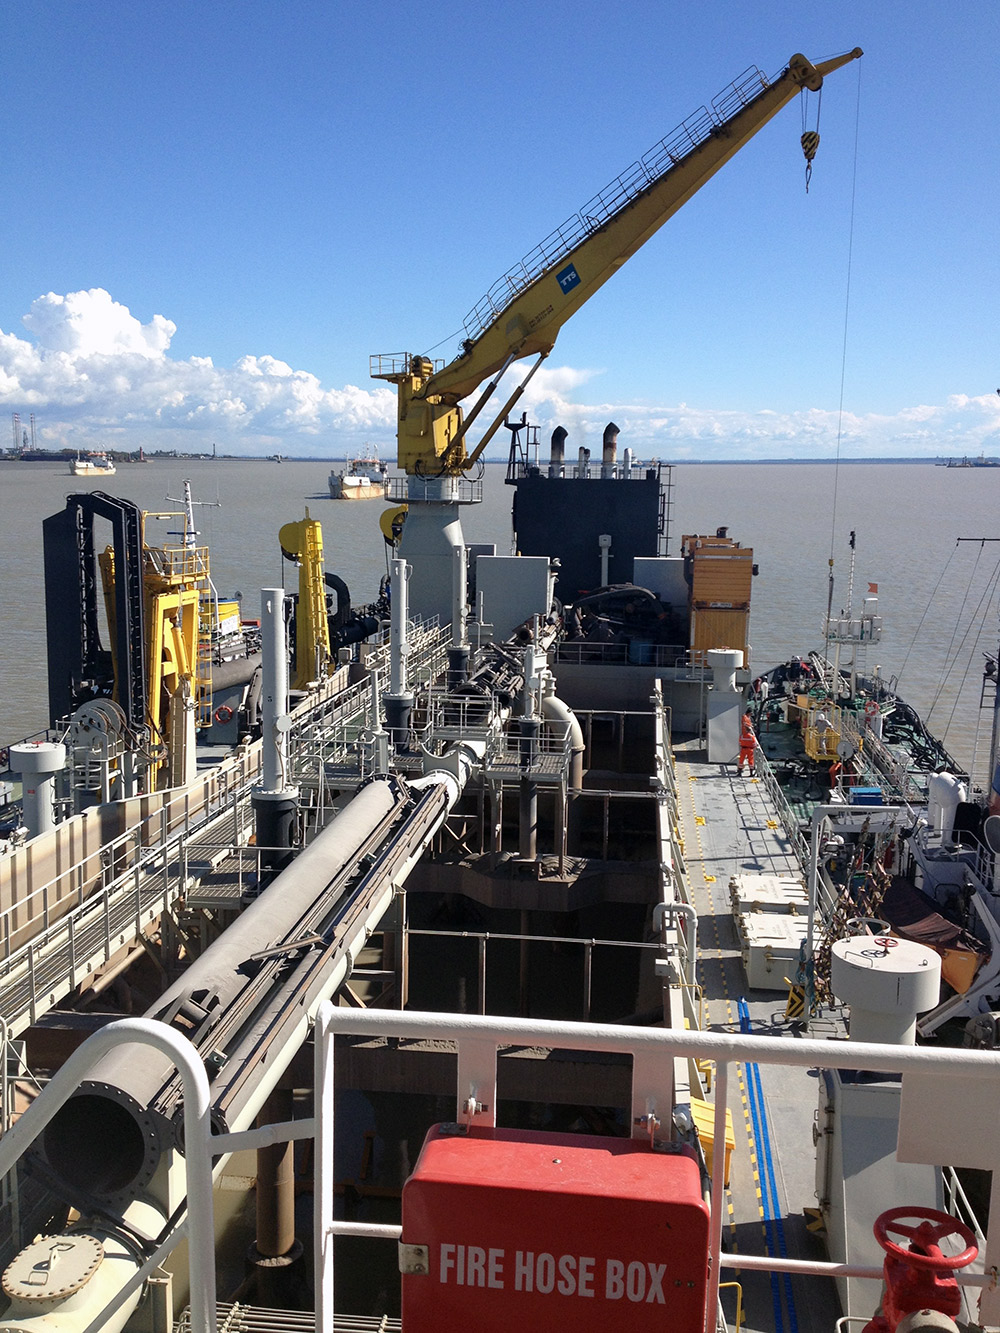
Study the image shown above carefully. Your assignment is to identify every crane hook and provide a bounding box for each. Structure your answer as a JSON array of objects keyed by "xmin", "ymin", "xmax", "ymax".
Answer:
[{"xmin": 801, "ymin": 130, "xmax": 820, "ymax": 193}]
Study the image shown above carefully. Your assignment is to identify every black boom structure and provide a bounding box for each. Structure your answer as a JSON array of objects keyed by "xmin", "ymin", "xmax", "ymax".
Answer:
[{"xmin": 43, "ymin": 492, "xmax": 147, "ymax": 730}]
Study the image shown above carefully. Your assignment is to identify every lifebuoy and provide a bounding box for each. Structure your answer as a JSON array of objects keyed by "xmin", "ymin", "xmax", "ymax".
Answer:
[
  {"xmin": 214, "ymin": 704, "xmax": 234, "ymax": 724},
  {"xmin": 864, "ymin": 700, "xmax": 878, "ymax": 718}
]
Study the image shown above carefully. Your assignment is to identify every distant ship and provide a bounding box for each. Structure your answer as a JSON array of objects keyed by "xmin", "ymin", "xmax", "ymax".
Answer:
[
  {"xmin": 69, "ymin": 450, "xmax": 116, "ymax": 476},
  {"xmin": 938, "ymin": 454, "xmax": 1000, "ymax": 468},
  {"xmin": 329, "ymin": 444, "xmax": 389, "ymax": 499}
]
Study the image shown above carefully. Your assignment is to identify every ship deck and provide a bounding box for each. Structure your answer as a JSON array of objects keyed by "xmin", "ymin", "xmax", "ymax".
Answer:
[{"xmin": 674, "ymin": 737, "xmax": 848, "ymax": 1333}]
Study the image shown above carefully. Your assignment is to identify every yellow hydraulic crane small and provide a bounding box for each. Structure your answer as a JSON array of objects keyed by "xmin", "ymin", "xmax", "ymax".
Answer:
[
  {"xmin": 373, "ymin": 48, "xmax": 861, "ymax": 479},
  {"xmin": 98, "ymin": 514, "xmax": 211, "ymax": 787},
  {"xmin": 279, "ymin": 509, "xmax": 332, "ymax": 690}
]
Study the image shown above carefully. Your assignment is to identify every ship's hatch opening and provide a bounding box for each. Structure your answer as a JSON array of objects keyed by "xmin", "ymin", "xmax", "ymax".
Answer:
[
  {"xmin": 496, "ymin": 1048, "xmax": 632, "ymax": 1138},
  {"xmin": 43, "ymin": 1094, "xmax": 147, "ymax": 1198}
]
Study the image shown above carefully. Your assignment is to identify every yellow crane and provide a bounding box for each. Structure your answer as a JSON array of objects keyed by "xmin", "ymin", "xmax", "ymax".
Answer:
[
  {"xmin": 373, "ymin": 48, "xmax": 862, "ymax": 478},
  {"xmin": 98, "ymin": 512, "xmax": 212, "ymax": 787},
  {"xmin": 279, "ymin": 509, "xmax": 332, "ymax": 690}
]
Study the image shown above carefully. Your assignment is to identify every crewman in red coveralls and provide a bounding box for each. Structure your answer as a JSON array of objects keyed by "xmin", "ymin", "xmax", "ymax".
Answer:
[{"xmin": 737, "ymin": 711, "xmax": 756, "ymax": 776}]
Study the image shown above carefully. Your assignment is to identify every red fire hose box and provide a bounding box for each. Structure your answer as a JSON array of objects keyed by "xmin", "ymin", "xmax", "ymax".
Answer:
[{"xmin": 400, "ymin": 1124, "xmax": 710, "ymax": 1331}]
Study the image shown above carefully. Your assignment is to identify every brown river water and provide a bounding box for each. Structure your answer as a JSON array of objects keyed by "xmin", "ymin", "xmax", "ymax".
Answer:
[{"xmin": 1, "ymin": 457, "xmax": 997, "ymax": 788}]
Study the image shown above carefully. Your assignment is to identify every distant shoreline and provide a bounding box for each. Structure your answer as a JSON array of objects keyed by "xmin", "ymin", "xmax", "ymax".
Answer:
[{"xmin": 0, "ymin": 454, "xmax": 982, "ymax": 466}]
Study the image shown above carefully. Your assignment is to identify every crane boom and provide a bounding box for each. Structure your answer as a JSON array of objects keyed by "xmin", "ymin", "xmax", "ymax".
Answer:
[{"xmin": 374, "ymin": 47, "xmax": 862, "ymax": 478}]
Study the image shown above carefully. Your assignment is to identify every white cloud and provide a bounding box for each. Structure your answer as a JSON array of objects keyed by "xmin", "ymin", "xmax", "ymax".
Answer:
[
  {"xmin": 1, "ymin": 289, "xmax": 396, "ymax": 452},
  {"xmin": 2, "ymin": 288, "xmax": 999, "ymax": 459},
  {"xmin": 518, "ymin": 376, "xmax": 1000, "ymax": 460},
  {"xmin": 24, "ymin": 289, "xmax": 175, "ymax": 359}
]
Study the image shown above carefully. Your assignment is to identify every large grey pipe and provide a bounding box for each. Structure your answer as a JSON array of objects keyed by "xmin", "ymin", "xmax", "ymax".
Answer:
[
  {"xmin": 211, "ymin": 651, "xmax": 262, "ymax": 691},
  {"xmin": 18, "ymin": 751, "xmax": 482, "ymax": 1333},
  {"xmin": 38, "ymin": 779, "xmax": 405, "ymax": 1213}
]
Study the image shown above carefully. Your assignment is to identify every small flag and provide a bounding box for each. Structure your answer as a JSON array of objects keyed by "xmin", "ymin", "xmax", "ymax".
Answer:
[{"xmin": 868, "ymin": 582, "xmax": 878, "ymax": 595}]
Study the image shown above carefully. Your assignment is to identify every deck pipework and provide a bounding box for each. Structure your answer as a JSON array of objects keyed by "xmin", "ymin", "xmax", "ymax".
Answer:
[
  {"xmin": 549, "ymin": 425, "xmax": 567, "ymax": 478},
  {"xmin": 9, "ymin": 742, "xmax": 66, "ymax": 839},
  {"xmin": 253, "ymin": 587, "xmax": 298, "ymax": 877},
  {"xmin": 385, "ymin": 557, "xmax": 414, "ymax": 744},
  {"xmin": 601, "ymin": 420, "xmax": 619, "ymax": 478}
]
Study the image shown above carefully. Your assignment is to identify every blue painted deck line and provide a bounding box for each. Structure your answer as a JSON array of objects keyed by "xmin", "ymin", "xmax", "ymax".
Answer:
[
  {"xmin": 738, "ymin": 996, "xmax": 784, "ymax": 1333},
  {"xmin": 739, "ymin": 997, "xmax": 800, "ymax": 1333}
]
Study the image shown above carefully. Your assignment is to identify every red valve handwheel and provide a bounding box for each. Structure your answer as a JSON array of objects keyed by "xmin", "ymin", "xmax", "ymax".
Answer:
[{"xmin": 873, "ymin": 1207, "xmax": 977, "ymax": 1272}]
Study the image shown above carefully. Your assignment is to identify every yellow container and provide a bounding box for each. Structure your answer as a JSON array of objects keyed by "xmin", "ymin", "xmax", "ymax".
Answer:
[{"xmin": 691, "ymin": 1097, "xmax": 735, "ymax": 1186}]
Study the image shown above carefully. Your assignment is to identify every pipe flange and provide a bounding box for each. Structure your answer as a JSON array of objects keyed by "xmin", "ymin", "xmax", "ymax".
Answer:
[
  {"xmin": 3, "ymin": 1232, "xmax": 104, "ymax": 1302},
  {"xmin": 248, "ymin": 1239, "xmax": 305, "ymax": 1269}
]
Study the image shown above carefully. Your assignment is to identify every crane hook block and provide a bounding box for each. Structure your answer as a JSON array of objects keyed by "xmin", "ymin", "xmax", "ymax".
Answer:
[{"xmin": 801, "ymin": 131, "xmax": 821, "ymax": 193}]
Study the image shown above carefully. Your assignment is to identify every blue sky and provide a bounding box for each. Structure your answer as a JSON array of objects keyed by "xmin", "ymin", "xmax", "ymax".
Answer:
[{"xmin": 3, "ymin": 1, "xmax": 998, "ymax": 460}]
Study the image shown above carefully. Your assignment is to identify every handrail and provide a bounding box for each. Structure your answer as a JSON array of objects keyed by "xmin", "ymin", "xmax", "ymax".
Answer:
[
  {"xmin": 0, "ymin": 1018, "xmax": 217, "ymax": 1333},
  {"xmin": 1, "ymin": 750, "xmax": 262, "ymax": 949},
  {"xmin": 460, "ymin": 66, "xmax": 770, "ymax": 345},
  {"xmin": 754, "ymin": 748, "xmax": 811, "ymax": 866},
  {"xmin": 405, "ymin": 926, "xmax": 670, "ymax": 1020},
  {"xmin": 313, "ymin": 1007, "xmax": 1000, "ymax": 1333},
  {"xmin": 3, "ymin": 1008, "xmax": 997, "ymax": 1332},
  {"xmin": 0, "ymin": 623, "xmax": 453, "ymax": 1037}
]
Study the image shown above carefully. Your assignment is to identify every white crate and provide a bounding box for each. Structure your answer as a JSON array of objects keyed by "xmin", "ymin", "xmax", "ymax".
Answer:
[
  {"xmin": 730, "ymin": 872, "xmax": 808, "ymax": 916},
  {"xmin": 740, "ymin": 913, "xmax": 809, "ymax": 990}
]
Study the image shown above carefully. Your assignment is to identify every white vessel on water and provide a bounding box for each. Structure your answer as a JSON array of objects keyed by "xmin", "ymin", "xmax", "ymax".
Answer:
[
  {"xmin": 69, "ymin": 450, "xmax": 116, "ymax": 476},
  {"xmin": 4, "ymin": 44, "xmax": 1000, "ymax": 1333},
  {"xmin": 328, "ymin": 445, "xmax": 389, "ymax": 499}
]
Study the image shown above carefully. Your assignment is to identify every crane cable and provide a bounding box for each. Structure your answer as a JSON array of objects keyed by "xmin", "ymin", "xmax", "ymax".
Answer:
[
  {"xmin": 421, "ymin": 325, "xmax": 467, "ymax": 359},
  {"xmin": 896, "ymin": 544, "xmax": 960, "ymax": 688},
  {"xmin": 930, "ymin": 540, "xmax": 985, "ymax": 712},
  {"xmin": 928, "ymin": 552, "xmax": 1000, "ymax": 753},
  {"xmin": 823, "ymin": 62, "xmax": 863, "ymax": 631}
]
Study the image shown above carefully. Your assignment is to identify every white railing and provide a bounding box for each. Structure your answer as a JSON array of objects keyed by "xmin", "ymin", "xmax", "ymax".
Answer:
[
  {"xmin": 555, "ymin": 641, "xmax": 688, "ymax": 668},
  {"xmin": 313, "ymin": 1008, "xmax": 1000, "ymax": 1333},
  {"xmin": 1, "ymin": 749, "xmax": 262, "ymax": 953},
  {"xmin": 0, "ymin": 1019, "xmax": 218, "ymax": 1333},
  {"xmin": 4, "ymin": 1010, "xmax": 1000, "ymax": 1333},
  {"xmin": 404, "ymin": 927, "xmax": 672, "ymax": 1022},
  {"xmin": 0, "ymin": 783, "xmax": 259, "ymax": 1037}
]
